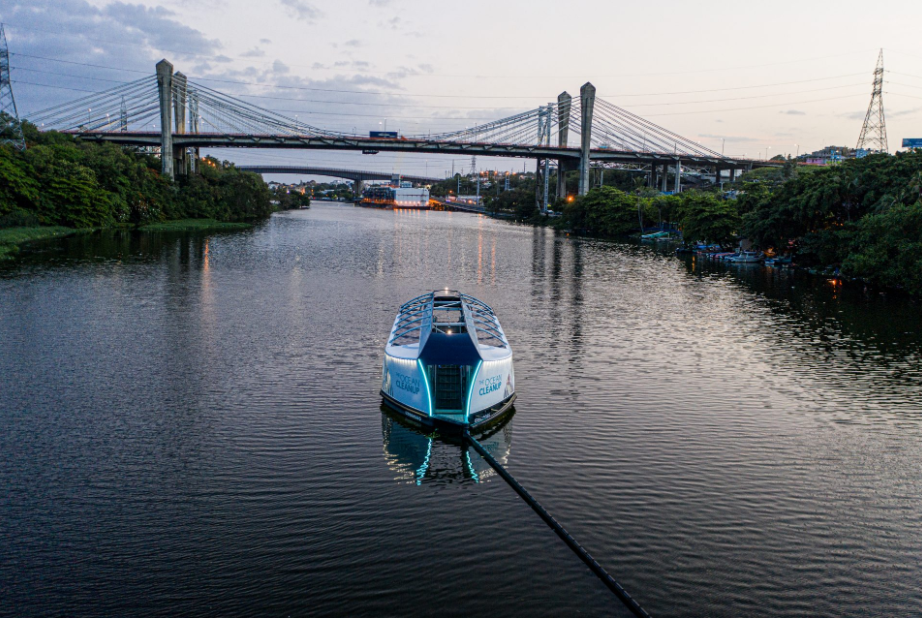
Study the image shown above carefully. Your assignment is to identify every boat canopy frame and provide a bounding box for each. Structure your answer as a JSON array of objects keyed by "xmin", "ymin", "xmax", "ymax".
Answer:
[{"xmin": 388, "ymin": 291, "xmax": 509, "ymax": 349}]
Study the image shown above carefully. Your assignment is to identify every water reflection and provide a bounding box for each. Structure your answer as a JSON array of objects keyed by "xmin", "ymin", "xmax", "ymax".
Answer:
[{"xmin": 380, "ymin": 409, "xmax": 514, "ymax": 486}]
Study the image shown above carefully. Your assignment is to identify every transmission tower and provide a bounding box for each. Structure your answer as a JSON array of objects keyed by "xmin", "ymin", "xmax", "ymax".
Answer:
[
  {"xmin": 0, "ymin": 23, "xmax": 26, "ymax": 150},
  {"xmin": 856, "ymin": 49, "xmax": 888, "ymax": 153}
]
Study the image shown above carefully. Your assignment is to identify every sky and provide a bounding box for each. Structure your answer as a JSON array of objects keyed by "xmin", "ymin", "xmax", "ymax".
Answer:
[{"xmin": 4, "ymin": 0, "xmax": 922, "ymax": 179}]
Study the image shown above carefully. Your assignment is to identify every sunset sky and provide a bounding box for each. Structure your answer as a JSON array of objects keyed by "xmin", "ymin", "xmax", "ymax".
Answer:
[{"xmin": 5, "ymin": 0, "xmax": 922, "ymax": 177}]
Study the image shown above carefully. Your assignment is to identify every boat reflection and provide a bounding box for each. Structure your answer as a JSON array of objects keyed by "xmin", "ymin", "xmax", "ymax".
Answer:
[{"xmin": 381, "ymin": 407, "xmax": 514, "ymax": 486}]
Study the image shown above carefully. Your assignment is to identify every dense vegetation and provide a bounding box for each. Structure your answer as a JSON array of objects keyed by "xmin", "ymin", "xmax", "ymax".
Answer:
[
  {"xmin": 555, "ymin": 150, "xmax": 922, "ymax": 294},
  {"xmin": 739, "ymin": 150, "xmax": 922, "ymax": 292},
  {"xmin": 0, "ymin": 121, "xmax": 273, "ymax": 231}
]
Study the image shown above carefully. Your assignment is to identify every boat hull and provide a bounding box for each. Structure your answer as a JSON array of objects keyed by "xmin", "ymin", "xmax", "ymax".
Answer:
[{"xmin": 381, "ymin": 389, "xmax": 516, "ymax": 433}]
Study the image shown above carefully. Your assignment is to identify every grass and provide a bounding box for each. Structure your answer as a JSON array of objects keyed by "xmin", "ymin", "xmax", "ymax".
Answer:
[
  {"xmin": 138, "ymin": 219, "xmax": 253, "ymax": 232},
  {"xmin": 0, "ymin": 226, "xmax": 81, "ymax": 259}
]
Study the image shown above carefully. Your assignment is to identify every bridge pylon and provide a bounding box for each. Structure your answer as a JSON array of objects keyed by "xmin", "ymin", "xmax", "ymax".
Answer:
[
  {"xmin": 556, "ymin": 92, "xmax": 573, "ymax": 200},
  {"xmin": 156, "ymin": 59, "xmax": 174, "ymax": 180},
  {"xmin": 578, "ymin": 82, "xmax": 595, "ymax": 195},
  {"xmin": 173, "ymin": 72, "xmax": 188, "ymax": 176}
]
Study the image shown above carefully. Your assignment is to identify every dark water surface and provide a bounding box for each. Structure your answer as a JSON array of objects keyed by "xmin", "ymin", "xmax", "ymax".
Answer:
[{"xmin": 2, "ymin": 205, "xmax": 921, "ymax": 617}]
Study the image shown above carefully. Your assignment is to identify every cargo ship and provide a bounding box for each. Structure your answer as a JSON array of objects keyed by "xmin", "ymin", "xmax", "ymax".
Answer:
[{"xmin": 381, "ymin": 290, "xmax": 515, "ymax": 430}]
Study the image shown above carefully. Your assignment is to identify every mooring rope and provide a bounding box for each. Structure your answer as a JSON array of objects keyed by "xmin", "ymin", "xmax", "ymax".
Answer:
[{"xmin": 464, "ymin": 431, "xmax": 653, "ymax": 618}]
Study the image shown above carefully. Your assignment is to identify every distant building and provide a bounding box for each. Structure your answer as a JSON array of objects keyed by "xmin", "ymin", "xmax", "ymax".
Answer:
[
  {"xmin": 446, "ymin": 195, "xmax": 483, "ymax": 206},
  {"xmin": 801, "ymin": 145, "xmax": 854, "ymax": 166}
]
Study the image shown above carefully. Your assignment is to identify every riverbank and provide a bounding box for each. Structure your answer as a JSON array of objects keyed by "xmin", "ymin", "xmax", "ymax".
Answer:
[
  {"xmin": 138, "ymin": 219, "xmax": 254, "ymax": 233},
  {"xmin": 0, "ymin": 226, "xmax": 83, "ymax": 259},
  {"xmin": 0, "ymin": 220, "xmax": 254, "ymax": 260}
]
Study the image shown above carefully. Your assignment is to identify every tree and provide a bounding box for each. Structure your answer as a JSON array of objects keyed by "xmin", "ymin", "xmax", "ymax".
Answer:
[
  {"xmin": 841, "ymin": 201, "xmax": 922, "ymax": 292},
  {"xmin": 563, "ymin": 186, "xmax": 641, "ymax": 236},
  {"xmin": 676, "ymin": 192, "xmax": 740, "ymax": 245}
]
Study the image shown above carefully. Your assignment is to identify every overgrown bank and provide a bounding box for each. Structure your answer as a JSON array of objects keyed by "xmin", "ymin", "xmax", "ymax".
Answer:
[
  {"xmin": 0, "ymin": 120, "xmax": 281, "ymax": 257},
  {"xmin": 547, "ymin": 152, "xmax": 922, "ymax": 295}
]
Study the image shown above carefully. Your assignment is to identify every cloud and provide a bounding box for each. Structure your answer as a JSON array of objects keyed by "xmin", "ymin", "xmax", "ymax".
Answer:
[
  {"xmin": 344, "ymin": 39, "xmax": 362, "ymax": 48},
  {"xmin": 386, "ymin": 64, "xmax": 434, "ymax": 79},
  {"xmin": 272, "ymin": 60, "xmax": 290, "ymax": 74},
  {"xmin": 278, "ymin": 0, "xmax": 322, "ymax": 22},
  {"xmin": 780, "ymin": 110, "xmax": 806, "ymax": 116},
  {"xmin": 241, "ymin": 48, "xmax": 266, "ymax": 58},
  {"xmin": 368, "ymin": 0, "xmax": 392, "ymax": 5},
  {"xmin": 103, "ymin": 2, "xmax": 221, "ymax": 56},
  {"xmin": 260, "ymin": 38, "xmax": 272, "ymax": 44},
  {"xmin": 4, "ymin": 0, "xmax": 222, "ymax": 115},
  {"xmin": 889, "ymin": 107, "xmax": 922, "ymax": 118}
]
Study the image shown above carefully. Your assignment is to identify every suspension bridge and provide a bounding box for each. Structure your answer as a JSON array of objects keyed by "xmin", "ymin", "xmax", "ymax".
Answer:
[{"xmin": 27, "ymin": 59, "xmax": 766, "ymax": 208}]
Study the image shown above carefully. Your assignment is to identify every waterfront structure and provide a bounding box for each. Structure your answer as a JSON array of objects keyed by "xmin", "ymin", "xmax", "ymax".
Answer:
[{"xmin": 361, "ymin": 177, "xmax": 430, "ymax": 209}]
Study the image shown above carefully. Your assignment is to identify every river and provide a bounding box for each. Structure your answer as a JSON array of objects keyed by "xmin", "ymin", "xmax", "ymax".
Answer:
[{"xmin": 2, "ymin": 204, "xmax": 921, "ymax": 617}]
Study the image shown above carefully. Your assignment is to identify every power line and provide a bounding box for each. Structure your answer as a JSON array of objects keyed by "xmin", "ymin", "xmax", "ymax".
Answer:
[
  {"xmin": 2, "ymin": 22, "xmax": 878, "ymax": 79},
  {"xmin": 10, "ymin": 51, "xmax": 876, "ymax": 102}
]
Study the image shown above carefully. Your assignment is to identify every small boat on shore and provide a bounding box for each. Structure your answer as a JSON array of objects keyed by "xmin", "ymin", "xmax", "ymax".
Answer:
[
  {"xmin": 381, "ymin": 290, "xmax": 515, "ymax": 431},
  {"xmin": 727, "ymin": 250, "xmax": 764, "ymax": 263}
]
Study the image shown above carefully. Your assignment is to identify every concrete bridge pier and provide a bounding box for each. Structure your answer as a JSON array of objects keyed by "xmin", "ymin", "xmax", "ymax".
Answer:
[
  {"xmin": 156, "ymin": 59, "xmax": 174, "ymax": 181},
  {"xmin": 354, "ymin": 178, "xmax": 364, "ymax": 199},
  {"xmin": 578, "ymin": 82, "xmax": 595, "ymax": 196},
  {"xmin": 534, "ymin": 159, "xmax": 544, "ymax": 211},
  {"xmin": 173, "ymin": 72, "xmax": 188, "ymax": 177},
  {"xmin": 556, "ymin": 160, "xmax": 577, "ymax": 200},
  {"xmin": 189, "ymin": 92, "xmax": 199, "ymax": 174},
  {"xmin": 556, "ymin": 91, "xmax": 572, "ymax": 200},
  {"xmin": 661, "ymin": 164, "xmax": 668, "ymax": 192},
  {"xmin": 674, "ymin": 159, "xmax": 681, "ymax": 193},
  {"xmin": 650, "ymin": 163, "xmax": 657, "ymax": 189}
]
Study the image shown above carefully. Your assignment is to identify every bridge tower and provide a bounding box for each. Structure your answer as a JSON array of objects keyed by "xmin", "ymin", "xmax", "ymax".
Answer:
[
  {"xmin": 189, "ymin": 91, "xmax": 200, "ymax": 173},
  {"xmin": 156, "ymin": 59, "xmax": 174, "ymax": 180},
  {"xmin": 534, "ymin": 104, "xmax": 552, "ymax": 213},
  {"xmin": 173, "ymin": 72, "xmax": 188, "ymax": 177},
  {"xmin": 0, "ymin": 23, "xmax": 26, "ymax": 151},
  {"xmin": 556, "ymin": 91, "xmax": 573, "ymax": 200},
  {"xmin": 578, "ymin": 82, "xmax": 596, "ymax": 195}
]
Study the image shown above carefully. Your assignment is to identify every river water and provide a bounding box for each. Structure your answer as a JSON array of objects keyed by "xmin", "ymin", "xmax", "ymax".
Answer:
[{"xmin": 2, "ymin": 204, "xmax": 921, "ymax": 617}]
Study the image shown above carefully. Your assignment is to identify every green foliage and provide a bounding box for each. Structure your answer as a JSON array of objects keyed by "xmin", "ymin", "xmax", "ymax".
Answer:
[
  {"xmin": 841, "ymin": 201, "xmax": 922, "ymax": 292},
  {"xmin": 0, "ymin": 226, "xmax": 79, "ymax": 259},
  {"xmin": 675, "ymin": 191, "xmax": 740, "ymax": 245},
  {"xmin": 1, "ymin": 124, "xmax": 275, "ymax": 232},
  {"xmin": 733, "ymin": 149, "xmax": 922, "ymax": 293},
  {"xmin": 271, "ymin": 186, "xmax": 311, "ymax": 210},
  {"xmin": 562, "ymin": 186, "xmax": 642, "ymax": 236},
  {"xmin": 0, "ymin": 146, "xmax": 40, "ymax": 217},
  {"xmin": 138, "ymin": 219, "xmax": 253, "ymax": 232}
]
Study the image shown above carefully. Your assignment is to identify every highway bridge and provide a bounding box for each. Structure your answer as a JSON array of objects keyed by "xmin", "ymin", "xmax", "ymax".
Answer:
[
  {"xmin": 30, "ymin": 59, "xmax": 776, "ymax": 209},
  {"xmin": 236, "ymin": 165, "xmax": 442, "ymax": 194}
]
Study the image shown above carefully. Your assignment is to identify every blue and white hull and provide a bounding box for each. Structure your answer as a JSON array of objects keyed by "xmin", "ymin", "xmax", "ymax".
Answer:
[{"xmin": 381, "ymin": 291, "xmax": 515, "ymax": 430}]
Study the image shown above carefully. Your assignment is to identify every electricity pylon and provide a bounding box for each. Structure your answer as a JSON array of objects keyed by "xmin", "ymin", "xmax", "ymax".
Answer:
[
  {"xmin": 0, "ymin": 23, "xmax": 26, "ymax": 150},
  {"xmin": 856, "ymin": 49, "xmax": 888, "ymax": 153}
]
